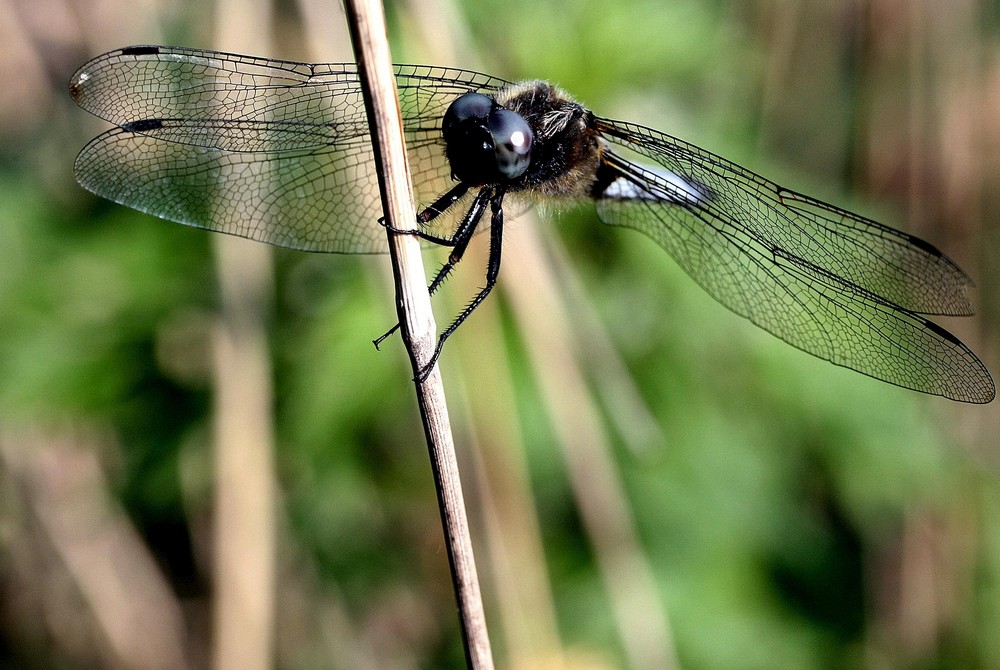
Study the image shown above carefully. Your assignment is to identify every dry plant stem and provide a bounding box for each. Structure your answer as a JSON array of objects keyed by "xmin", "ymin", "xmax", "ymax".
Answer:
[
  {"xmin": 342, "ymin": 0, "xmax": 495, "ymax": 667},
  {"xmin": 0, "ymin": 429, "xmax": 189, "ymax": 670},
  {"xmin": 211, "ymin": 7, "xmax": 277, "ymax": 670},
  {"xmin": 505, "ymin": 226, "xmax": 680, "ymax": 670}
]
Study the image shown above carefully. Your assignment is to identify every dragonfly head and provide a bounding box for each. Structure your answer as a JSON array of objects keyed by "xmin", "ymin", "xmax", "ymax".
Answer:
[{"xmin": 443, "ymin": 92, "xmax": 533, "ymax": 184}]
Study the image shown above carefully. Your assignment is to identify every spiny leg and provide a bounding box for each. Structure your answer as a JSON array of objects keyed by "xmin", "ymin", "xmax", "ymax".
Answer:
[
  {"xmin": 426, "ymin": 187, "xmax": 492, "ymax": 295},
  {"xmin": 379, "ymin": 182, "xmax": 470, "ymax": 245},
  {"xmin": 373, "ymin": 185, "xmax": 491, "ymax": 350},
  {"xmin": 416, "ymin": 186, "xmax": 507, "ymax": 382}
]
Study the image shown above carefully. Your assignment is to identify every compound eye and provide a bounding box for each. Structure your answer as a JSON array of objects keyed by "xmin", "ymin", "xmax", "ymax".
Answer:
[
  {"xmin": 443, "ymin": 92, "xmax": 494, "ymax": 133},
  {"xmin": 488, "ymin": 108, "xmax": 533, "ymax": 179}
]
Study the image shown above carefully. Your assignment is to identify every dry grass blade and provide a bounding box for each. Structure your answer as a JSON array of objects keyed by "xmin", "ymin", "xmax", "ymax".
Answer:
[
  {"xmin": 209, "ymin": 6, "xmax": 278, "ymax": 670},
  {"xmin": 341, "ymin": 0, "xmax": 495, "ymax": 667}
]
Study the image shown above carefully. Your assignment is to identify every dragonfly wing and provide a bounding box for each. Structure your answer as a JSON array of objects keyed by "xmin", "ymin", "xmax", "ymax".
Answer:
[
  {"xmin": 70, "ymin": 46, "xmax": 509, "ymax": 252},
  {"xmin": 592, "ymin": 118, "xmax": 993, "ymax": 402},
  {"xmin": 593, "ymin": 118, "xmax": 975, "ymax": 316},
  {"xmin": 75, "ymin": 124, "xmax": 395, "ymax": 252}
]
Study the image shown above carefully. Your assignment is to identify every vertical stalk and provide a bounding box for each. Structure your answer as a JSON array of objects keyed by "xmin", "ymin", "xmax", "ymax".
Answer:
[{"xmin": 341, "ymin": 1, "xmax": 495, "ymax": 667}]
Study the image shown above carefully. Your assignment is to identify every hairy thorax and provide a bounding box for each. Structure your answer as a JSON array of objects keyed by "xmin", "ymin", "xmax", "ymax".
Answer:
[{"xmin": 495, "ymin": 81, "xmax": 604, "ymax": 199}]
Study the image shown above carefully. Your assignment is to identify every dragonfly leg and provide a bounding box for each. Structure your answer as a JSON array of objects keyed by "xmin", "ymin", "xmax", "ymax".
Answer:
[
  {"xmin": 379, "ymin": 182, "xmax": 471, "ymax": 245},
  {"xmin": 426, "ymin": 187, "xmax": 491, "ymax": 294},
  {"xmin": 416, "ymin": 186, "xmax": 506, "ymax": 382},
  {"xmin": 373, "ymin": 185, "xmax": 491, "ymax": 351}
]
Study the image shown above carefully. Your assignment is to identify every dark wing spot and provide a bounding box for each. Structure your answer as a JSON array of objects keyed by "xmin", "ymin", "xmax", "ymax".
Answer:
[
  {"xmin": 122, "ymin": 118, "xmax": 165, "ymax": 132},
  {"xmin": 120, "ymin": 45, "xmax": 161, "ymax": 56}
]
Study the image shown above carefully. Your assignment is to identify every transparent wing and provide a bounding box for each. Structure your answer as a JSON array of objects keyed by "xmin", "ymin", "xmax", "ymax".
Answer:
[
  {"xmin": 70, "ymin": 45, "xmax": 509, "ymax": 253},
  {"xmin": 592, "ymin": 118, "xmax": 994, "ymax": 403}
]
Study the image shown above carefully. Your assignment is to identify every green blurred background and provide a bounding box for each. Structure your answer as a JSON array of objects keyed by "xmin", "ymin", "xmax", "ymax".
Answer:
[{"xmin": 3, "ymin": 0, "xmax": 1000, "ymax": 668}]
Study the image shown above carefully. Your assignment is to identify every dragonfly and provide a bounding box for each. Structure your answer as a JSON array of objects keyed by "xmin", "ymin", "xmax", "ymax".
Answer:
[{"xmin": 69, "ymin": 45, "xmax": 994, "ymax": 402}]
